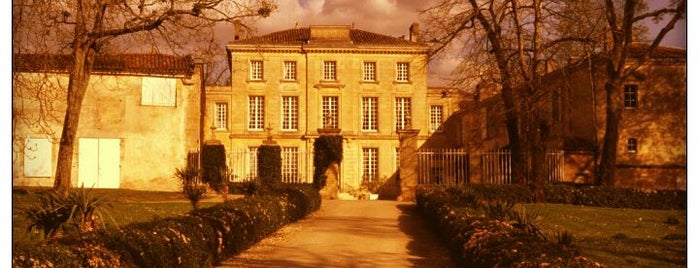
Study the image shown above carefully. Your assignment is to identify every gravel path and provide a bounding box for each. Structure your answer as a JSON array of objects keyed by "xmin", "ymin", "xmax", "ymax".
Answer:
[{"xmin": 217, "ymin": 200, "xmax": 457, "ymax": 268}]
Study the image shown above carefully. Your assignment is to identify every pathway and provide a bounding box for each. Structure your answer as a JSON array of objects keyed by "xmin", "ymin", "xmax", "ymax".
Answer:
[{"xmin": 218, "ymin": 200, "xmax": 457, "ymax": 268}]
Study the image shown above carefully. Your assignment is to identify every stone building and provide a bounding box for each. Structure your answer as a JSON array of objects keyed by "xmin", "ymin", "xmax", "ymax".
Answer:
[
  {"xmin": 208, "ymin": 24, "xmax": 462, "ymax": 192},
  {"xmin": 13, "ymin": 54, "xmax": 204, "ymax": 191},
  {"xmin": 460, "ymin": 45, "xmax": 686, "ymax": 190}
]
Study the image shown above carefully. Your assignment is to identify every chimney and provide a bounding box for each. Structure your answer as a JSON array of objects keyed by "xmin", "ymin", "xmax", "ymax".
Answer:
[
  {"xmin": 233, "ymin": 20, "xmax": 244, "ymax": 40},
  {"xmin": 409, "ymin": 23, "xmax": 420, "ymax": 42}
]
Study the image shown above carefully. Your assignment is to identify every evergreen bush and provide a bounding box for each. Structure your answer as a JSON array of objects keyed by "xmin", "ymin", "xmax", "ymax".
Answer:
[
  {"xmin": 257, "ymin": 145, "xmax": 282, "ymax": 187},
  {"xmin": 201, "ymin": 144, "xmax": 227, "ymax": 192},
  {"xmin": 313, "ymin": 135, "xmax": 343, "ymax": 189}
]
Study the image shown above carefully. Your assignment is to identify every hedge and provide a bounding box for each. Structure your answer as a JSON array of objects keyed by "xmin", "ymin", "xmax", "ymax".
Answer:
[
  {"xmin": 313, "ymin": 135, "xmax": 343, "ymax": 189},
  {"xmin": 13, "ymin": 184, "xmax": 321, "ymax": 268},
  {"xmin": 439, "ymin": 183, "xmax": 685, "ymax": 210},
  {"xmin": 201, "ymin": 144, "xmax": 227, "ymax": 192},
  {"xmin": 257, "ymin": 145, "xmax": 282, "ymax": 186},
  {"xmin": 416, "ymin": 185, "xmax": 602, "ymax": 267}
]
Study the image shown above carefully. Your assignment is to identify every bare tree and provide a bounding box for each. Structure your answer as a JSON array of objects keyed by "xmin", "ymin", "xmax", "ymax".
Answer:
[
  {"xmin": 423, "ymin": 0, "xmax": 595, "ymax": 201},
  {"xmin": 12, "ymin": 0, "xmax": 277, "ymax": 194},
  {"xmin": 596, "ymin": 0, "xmax": 685, "ymax": 185}
]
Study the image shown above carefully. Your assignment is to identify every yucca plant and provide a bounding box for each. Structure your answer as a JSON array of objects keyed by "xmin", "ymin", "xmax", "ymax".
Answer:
[
  {"xmin": 19, "ymin": 190, "xmax": 72, "ymax": 240},
  {"xmin": 175, "ymin": 166, "xmax": 208, "ymax": 209},
  {"xmin": 66, "ymin": 185, "xmax": 114, "ymax": 232}
]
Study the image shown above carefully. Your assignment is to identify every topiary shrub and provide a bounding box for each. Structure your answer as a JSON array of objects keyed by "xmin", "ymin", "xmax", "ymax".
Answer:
[
  {"xmin": 313, "ymin": 135, "xmax": 343, "ymax": 189},
  {"xmin": 201, "ymin": 144, "xmax": 227, "ymax": 192},
  {"xmin": 257, "ymin": 145, "xmax": 282, "ymax": 187}
]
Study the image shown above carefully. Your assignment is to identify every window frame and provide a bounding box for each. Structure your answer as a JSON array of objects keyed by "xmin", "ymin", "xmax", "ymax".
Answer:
[
  {"xmin": 281, "ymin": 96, "xmax": 299, "ymax": 131},
  {"xmin": 283, "ymin": 61, "xmax": 297, "ymax": 81},
  {"xmin": 249, "ymin": 60, "xmax": 264, "ymax": 81},
  {"xmin": 429, "ymin": 105, "xmax": 444, "ymax": 133},
  {"xmin": 214, "ymin": 102, "xmax": 228, "ymax": 130},
  {"xmin": 396, "ymin": 62, "xmax": 410, "ymax": 82},
  {"xmin": 627, "ymin": 138, "xmax": 638, "ymax": 154},
  {"xmin": 248, "ymin": 96, "xmax": 265, "ymax": 131},
  {"xmin": 362, "ymin": 147, "xmax": 379, "ymax": 182},
  {"xmin": 321, "ymin": 96, "xmax": 339, "ymax": 129},
  {"xmin": 361, "ymin": 97, "xmax": 378, "ymax": 132},
  {"xmin": 363, "ymin": 61, "xmax": 377, "ymax": 82},
  {"xmin": 282, "ymin": 147, "xmax": 299, "ymax": 183},
  {"xmin": 323, "ymin": 61, "xmax": 337, "ymax": 81},
  {"xmin": 623, "ymin": 84, "xmax": 638, "ymax": 109},
  {"xmin": 395, "ymin": 97, "xmax": 412, "ymax": 130}
]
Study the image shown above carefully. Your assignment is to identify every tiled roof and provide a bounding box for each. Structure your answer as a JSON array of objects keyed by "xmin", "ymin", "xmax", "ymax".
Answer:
[
  {"xmin": 628, "ymin": 43, "xmax": 686, "ymax": 58},
  {"xmin": 13, "ymin": 54, "xmax": 195, "ymax": 76},
  {"xmin": 230, "ymin": 27, "xmax": 424, "ymax": 47}
]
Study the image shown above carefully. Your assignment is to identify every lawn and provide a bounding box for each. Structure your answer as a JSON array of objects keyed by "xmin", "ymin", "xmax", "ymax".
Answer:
[
  {"xmin": 12, "ymin": 187, "xmax": 232, "ymax": 246},
  {"xmin": 522, "ymin": 203, "xmax": 686, "ymax": 267}
]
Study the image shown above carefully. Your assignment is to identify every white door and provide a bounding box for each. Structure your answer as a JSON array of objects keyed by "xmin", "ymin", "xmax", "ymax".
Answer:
[{"xmin": 78, "ymin": 138, "xmax": 121, "ymax": 189}]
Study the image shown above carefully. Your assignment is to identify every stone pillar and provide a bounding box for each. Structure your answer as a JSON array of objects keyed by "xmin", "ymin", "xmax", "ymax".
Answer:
[
  {"xmin": 317, "ymin": 128, "xmax": 342, "ymax": 200},
  {"xmin": 397, "ymin": 129, "xmax": 419, "ymax": 202}
]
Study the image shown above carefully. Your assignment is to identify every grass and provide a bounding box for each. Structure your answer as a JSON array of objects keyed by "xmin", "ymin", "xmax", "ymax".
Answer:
[
  {"xmin": 12, "ymin": 187, "xmax": 233, "ymax": 245},
  {"xmin": 522, "ymin": 203, "xmax": 686, "ymax": 267}
]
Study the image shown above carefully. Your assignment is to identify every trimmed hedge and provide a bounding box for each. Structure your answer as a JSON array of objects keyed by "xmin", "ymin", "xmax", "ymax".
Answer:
[
  {"xmin": 416, "ymin": 185, "xmax": 602, "ymax": 267},
  {"xmin": 257, "ymin": 145, "xmax": 282, "ymax": 186},
  {"xmin": 201, "ymin": 144, "xmax": 227, "ymax": 192},
  {"xmin": 313, "ymin": 135, "xmax": 343, "ymax": 189},
  {"xmin": 439, "ymin": 183, "xmax": 685, "ymax": 210},
  {"xmin": 13, "ymin": 184, "xmax": 321, "ymax": 268}
]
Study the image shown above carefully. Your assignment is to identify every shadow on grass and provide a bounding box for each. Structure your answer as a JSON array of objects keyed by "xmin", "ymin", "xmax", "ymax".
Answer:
[{"xmin": 577, "ymin": 236, "xmax": 686, "ymax": 267}]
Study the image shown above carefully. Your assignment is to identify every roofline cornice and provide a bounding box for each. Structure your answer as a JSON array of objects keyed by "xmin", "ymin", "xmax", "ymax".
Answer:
[{"xmin": 226, "ymin": 44, "xmax": 429, "ymax": 55}]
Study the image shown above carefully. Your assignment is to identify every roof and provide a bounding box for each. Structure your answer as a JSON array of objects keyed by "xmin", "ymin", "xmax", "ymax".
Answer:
[
  {"xmin": 13, "ymin": 54, "xmax": 195, "ymax": 76},
  {"xmin": 230, "ymin": 27, "xmax": 425, "ymax": 48}
]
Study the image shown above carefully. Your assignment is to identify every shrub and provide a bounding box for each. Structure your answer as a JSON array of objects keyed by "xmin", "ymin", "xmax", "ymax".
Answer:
[
  {"xmin": 13, "ymin": 185, "xmax": 321, "ymax": 268},
  {"xmin": 257, "ymin": 145, "xmax": 282, "ymax": 187},
  {"xmin": 175, "ymin": 166, "xmax": 207, "ymax": 209},
  {"xmin": 313, "ymin": 135, "xmax": 343, "ymax": 189},
  {"xmin": 18, "ymin": 190, "xmax": 73, "ymax": 240},
  {"xmin": 201, "ymin": 144, "xmax": 227, "ymax": 192}
]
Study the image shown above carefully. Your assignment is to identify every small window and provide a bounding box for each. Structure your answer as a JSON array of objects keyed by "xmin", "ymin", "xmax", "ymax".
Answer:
[
  {"xmin": 396, "ymin": 62, "xmax": 409, "ymax": 82},
  {"xmin": 323, "ymin": 61, "xmax": 337, "ymax": 81},
  {"xmin": 250, "ymin": 60, "xmax": 264, "ymax": 81},
  {"xmin": 624, "ymin": 84, "xmax": 638, "ymax": 108},
  {"xmin": 430, "ymin": 105, "xmax": 444, "ymax": 133},
  {"xmin": 627, "ymin": 138, "xmax": 638, "ymax": 154},
  {"xmin": 215, "ymin": 103, "xmax": 228, "ymax": 130},
  {"xmin": 363, "ymin": 62, "xmax": 376, "ymax": 82},
  {"xmin": 283, "ymin": 61, "xmax": 297, "ymax": 81}
]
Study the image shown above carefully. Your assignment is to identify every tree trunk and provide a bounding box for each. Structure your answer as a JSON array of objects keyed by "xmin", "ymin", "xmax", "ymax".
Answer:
[
  {"xmin": 597, "ymin": 80, "xmax": 622, "ymax": 186},
  {"xmin": 53, "ymin": 43, "xmax": 95, "ymax": 194},
  {"xmin": 501, "ymin": 77, "xmax": 526, "ymax": 185}
]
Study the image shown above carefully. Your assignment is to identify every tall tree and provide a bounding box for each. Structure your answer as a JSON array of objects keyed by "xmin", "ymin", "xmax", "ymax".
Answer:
[
  {"xmin": 596, "ymin": 0, "xmax": 685, "ymax": 185},
  {"xmin": 12, "ymin": 0, "xmax": 277, "ymax": 194},
  {"xmin": 423, "ymin": 0, "xmax": 594, "ymax": 201}
]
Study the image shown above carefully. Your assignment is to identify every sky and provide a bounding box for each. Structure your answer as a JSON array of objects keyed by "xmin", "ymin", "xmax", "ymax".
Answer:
[{"xmin": 213, "ymin": 0, "xmax": 687, "ymax": 86}]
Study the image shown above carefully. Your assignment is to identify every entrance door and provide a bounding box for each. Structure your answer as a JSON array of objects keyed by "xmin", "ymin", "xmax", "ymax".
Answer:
[{"xmin": 78, "ymin": 138, "xmax": 121, "ymax": 188}]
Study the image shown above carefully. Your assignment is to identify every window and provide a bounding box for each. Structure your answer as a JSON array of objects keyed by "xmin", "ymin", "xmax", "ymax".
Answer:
[
  {"xmin": 283, "ymin": 61, "xmax": 297, "ymax": 81},
  {"xmin": 362, "ymin": 97, "xmax": 378, "ymax": 131},
  {"xmin": 624, "ymin": 84, "xmax": 638, "ymax": 108},
  {"xmin": 250, "ymin": 60, "xmax": 263, "ymax": 80},
  {"xmin": 215, "ymin": 103, "xmax": 228, "ymax": 130},
  {"xmin": 363, "ymin": 62, "xmax": 376, "ymax": 81},
  {"xmin": 323, "ymin": 61, "xmax": 336, "ymax": 81},
  {"xmin": 281, "ymin": 96, "xmax": 298, "ymax": 131},
  {"xmin": 248, "ymin": 147, "xmax": 258, "ymax": 180},
  {"xmin": 248, "ymin": 96, "xmax": 265, "ymax": 130},
  {"xmin": 627, "ymin": 138, "xmax": 638, "ymax": 154},
  {"xmin": 282, "ymin": 147, "xmax": 299, "ymax": 183},
  {"xmin": 362, "ymin": 148, "xmax": 378, "ymax": 181},
  {"xmin": 24, "ymin": 138, "xmax": 52, "ymax": 177},
  {"xmin": 395, "ymin": 97, "xmax": 411, "ymax": 130},
  {"xmin": 322, "ymin": 96, "xmax": 339, "ymax": 129},
  {"xmin": 430, "ymin": 105, "xmax": 444, "ymax": 132},
  {"xmin": 141, "ymin": 77, "xmax": 176, "ymax": 106},
  {"xmin": 396, "ymin": 62, "xmax": 409, "ymax": 82}
]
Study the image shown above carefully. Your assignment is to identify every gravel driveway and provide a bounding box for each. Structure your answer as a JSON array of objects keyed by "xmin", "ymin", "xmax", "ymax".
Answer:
[{"xmin": 218, "ymin": 200, "xmax": 457, "ymax": 268}]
